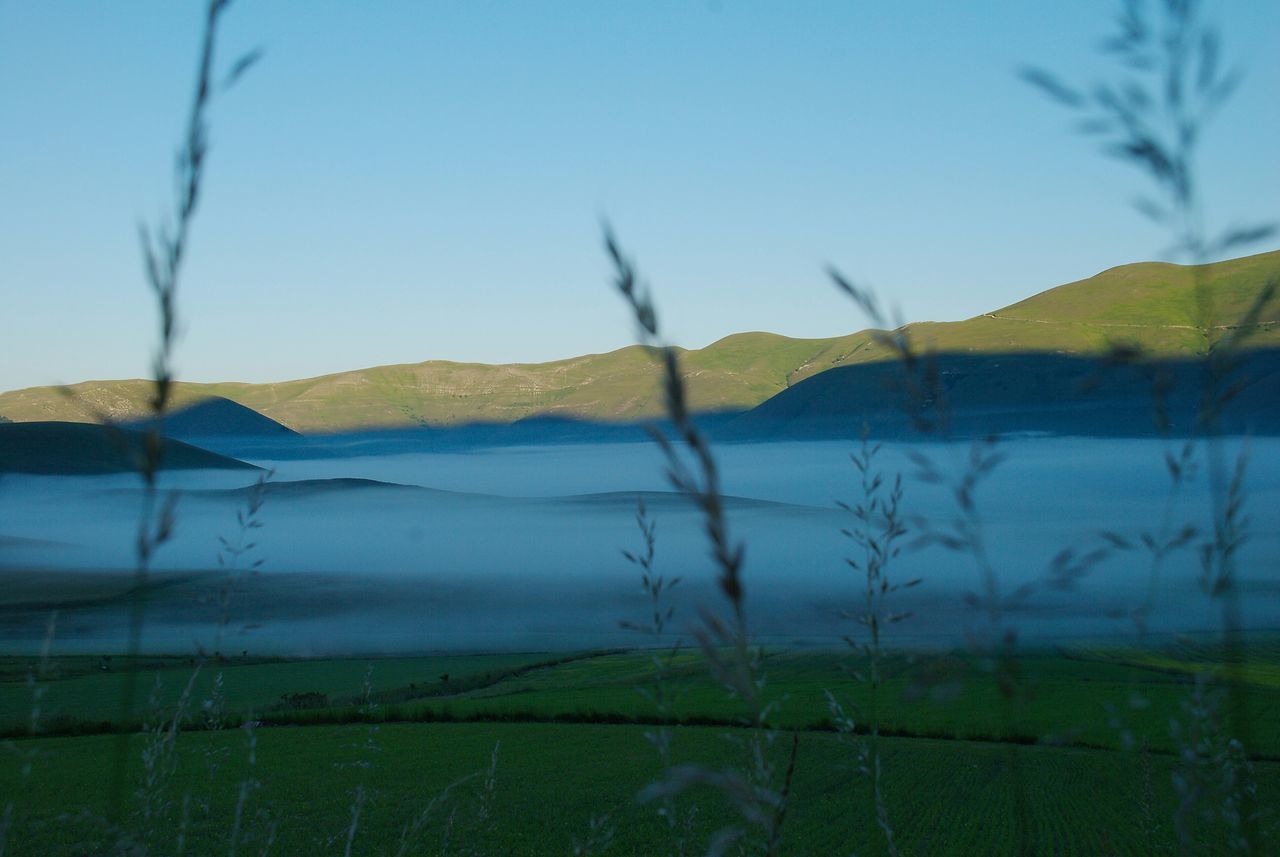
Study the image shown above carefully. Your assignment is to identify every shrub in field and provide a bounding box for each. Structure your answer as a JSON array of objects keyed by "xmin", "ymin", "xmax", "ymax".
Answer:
[{"xmin": 278, "ymin": 692, "xmax": 329, "ymax": 711}]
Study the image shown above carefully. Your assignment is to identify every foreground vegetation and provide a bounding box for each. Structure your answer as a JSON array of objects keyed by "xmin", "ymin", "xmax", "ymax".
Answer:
[{"xmin": 9, "ymin": 722, "xmax": 1278, "ymax": 856}]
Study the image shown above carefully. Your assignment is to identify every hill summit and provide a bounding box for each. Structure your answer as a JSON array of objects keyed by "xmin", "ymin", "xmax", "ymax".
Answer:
[{"xmin": 124, "ymin": 396, "xmax": 298, "ymax": 439}]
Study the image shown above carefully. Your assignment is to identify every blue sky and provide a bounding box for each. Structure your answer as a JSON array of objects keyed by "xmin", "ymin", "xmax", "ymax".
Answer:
[{"xmin": 2, "ymin": 1, "xmax": 1277, "ymax": 391}]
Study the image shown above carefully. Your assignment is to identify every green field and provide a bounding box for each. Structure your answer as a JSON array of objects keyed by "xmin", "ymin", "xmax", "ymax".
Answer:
[
  {"xmin": 2, "ymin": 251, "xmax": 1276, "ymax": 431},
  {"xmin": 2, "ymin": 644, "xmax": 1277, "ymax": 855},
  {"xmin": 8, "ymin": 722, "xmax": 1275, "ymax": 856},
  {"xmin": 0, "ymin": 652, "xmax": 585, "ymax": 735}
]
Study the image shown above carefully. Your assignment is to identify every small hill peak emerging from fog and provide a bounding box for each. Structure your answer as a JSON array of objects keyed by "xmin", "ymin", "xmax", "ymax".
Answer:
[{"xmin": 124, "ymin": 396, "xmax": 298, "ymax": 439}]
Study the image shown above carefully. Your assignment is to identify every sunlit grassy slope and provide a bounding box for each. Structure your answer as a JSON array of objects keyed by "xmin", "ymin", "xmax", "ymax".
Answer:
[{"xmin": 2, "ymin": 250, "xmax": 1275, "ymax": 432}]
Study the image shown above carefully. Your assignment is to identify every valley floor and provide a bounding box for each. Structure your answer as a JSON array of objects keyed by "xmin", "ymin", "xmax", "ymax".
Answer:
[{"xmin": 2, "ymin": 645, "xmax": 1277, "ymax": 855}]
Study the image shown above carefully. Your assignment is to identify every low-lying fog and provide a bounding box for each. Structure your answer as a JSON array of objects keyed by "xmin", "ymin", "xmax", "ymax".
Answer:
[{"xmin": 2, "ymin": 437, "xmax": 1277, "ymax": 654}]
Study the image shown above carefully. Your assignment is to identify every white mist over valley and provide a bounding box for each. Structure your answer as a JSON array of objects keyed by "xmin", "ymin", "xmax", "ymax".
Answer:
[{"xmin": 2, "ymin": 436, "xmax": 1276, "ymax": 654}]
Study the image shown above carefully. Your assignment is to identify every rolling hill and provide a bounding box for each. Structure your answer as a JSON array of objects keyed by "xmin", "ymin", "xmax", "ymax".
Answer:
[
  {"xmin": 122, "ymin": 396, "xmax": 298, "ymax": 439},
  {"xmin": 1, "ymin": 250, "xmax": 1276, "ymax": 433},
  {"xmin": 0, "ymin": 422, "xmax": 259, "ymax": 475}
]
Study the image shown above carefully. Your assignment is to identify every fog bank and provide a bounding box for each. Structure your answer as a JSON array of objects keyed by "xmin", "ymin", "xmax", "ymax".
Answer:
[{"xmin": 1, "ymin": 437, "xmax": 1276, "ymax": 653}]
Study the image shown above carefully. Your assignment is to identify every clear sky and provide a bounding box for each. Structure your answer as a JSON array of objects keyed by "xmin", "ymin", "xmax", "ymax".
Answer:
[{"xmin": 2, "ymin": 1, "xmax": 1277, "ymax": 391}]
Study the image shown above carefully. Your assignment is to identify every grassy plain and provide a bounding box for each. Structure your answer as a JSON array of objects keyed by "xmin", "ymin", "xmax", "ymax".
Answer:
[
  {"xmin": 9, "ymin": 721, "xmax": 1277, "ymax": 856},
  {"xmin": 2, "ymin": 644, "xmax": 1278, "ymax": 854},
  {"xmin": 0, "ymin": 652, "xmax": 578, "ymax": 735}
]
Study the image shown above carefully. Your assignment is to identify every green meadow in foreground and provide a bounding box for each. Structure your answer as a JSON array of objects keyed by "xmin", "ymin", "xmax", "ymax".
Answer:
[
  {"xmin": 2, "ymin": 250, "xmax": 1277, "ymax": 432},
  {"xmin": 2, "ymin": 645, "xmax": 1278, "ymax": 854},
  {"xmin": 9, "ymin": 722, "xmax": 1277, "ymax": 857}
]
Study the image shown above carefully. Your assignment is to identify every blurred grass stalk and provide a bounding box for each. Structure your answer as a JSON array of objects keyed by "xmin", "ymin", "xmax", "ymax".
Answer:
[
  {"xmin": 607, "ymin": 227, "xmax": 798, "ymax": 857},
  {"xmin": 1023, "ymin": 0, "xmax": 1275, "ymax": 850},
  {"xmin": 107, "ymin": 0, "xmax": 259, "ymax": 826},
  {"xmin": 828, "ymin": 431, "xmax": 914, "ymax": 856},
  {"xmin": 620, "ymin": 497, "xmax": 696, "ymax": 855}
]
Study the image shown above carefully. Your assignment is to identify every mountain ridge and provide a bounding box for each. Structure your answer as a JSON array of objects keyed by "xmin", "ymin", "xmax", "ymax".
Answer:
[{"xmin": 2, "ymin": 249, "xmax": 1276, "ymax": 433}]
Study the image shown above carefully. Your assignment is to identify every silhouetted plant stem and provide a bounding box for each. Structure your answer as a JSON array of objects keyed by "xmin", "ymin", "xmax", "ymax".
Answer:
[
  {"xmin": 828, "ymin": 264, "xmax": 1080, "ymax": 855},
  {"xmin": 827, "ymin": 431, "xmax": 915, "ymax": 855},
  {"xmin": 607, "ymin": 224, "xmax": 791, "ymax": 856},
  {"xmin": 214, "ymin": 469, "xmax": 272, "ymax": 659},
  {"xmin": 1024, "ymin": 1, "xmax": 1275, "ymax": 849},
  {"xmin": 620, "ymin": 497, "xmax": 693, "ymax": 855},
  {"xmin": 107, "ymin": 0, "xmax": 253, "ymax": 825}
]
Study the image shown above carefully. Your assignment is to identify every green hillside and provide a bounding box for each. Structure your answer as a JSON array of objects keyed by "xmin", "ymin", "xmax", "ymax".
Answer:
[{"xmin": 2, "ymin": 250, "xmax": 1276, "ymax": 432}]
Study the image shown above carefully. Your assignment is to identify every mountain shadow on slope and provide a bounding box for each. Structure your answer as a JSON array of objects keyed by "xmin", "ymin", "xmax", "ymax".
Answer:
[
  {"xmin": 723, "ymin": 349, "xmax": 1280, "ymax": 440},
  {"xmin": 261, "ymin": 411, "xmax": 746, "ymax": 456}
]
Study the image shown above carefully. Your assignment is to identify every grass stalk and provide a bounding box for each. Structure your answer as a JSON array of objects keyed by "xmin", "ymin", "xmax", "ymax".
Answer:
[
  {"xmin": 106, "ymin": 0, "xmax": 251, "ymax": 824},
  {"xmin": 827, "ymin": 431, "xmax": 915, "ymax": 855},
  {"xmin": 620, "ymin": 497, "xmax": 693, "ymax": 855},
  {"xmin": 1024, "ymin": 0, "xmax": 1277, "ymax": 849},
  {"xmin": 606, "ymin": 225, "xmax": 793, "ymax": 856}
]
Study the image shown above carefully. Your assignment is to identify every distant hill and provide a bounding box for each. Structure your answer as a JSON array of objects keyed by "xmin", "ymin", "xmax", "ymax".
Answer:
[
  {"xmin": 123, "ymin": 396, "xmax": 298, "ymax": 439},
  {"xmin": 724, "ymin": 349, "xmax": 1280, "ymax": 440},
  {"xmin": 0, "ymin": 422, "xmax": 259, "ymax": 475},
  {"xmin": 1, "ymin": 250, "xmax": 1276, "ymax": 433},
  {"xmin": 0, "ymin": 332, "xmax": 858, "ymax": 433}
]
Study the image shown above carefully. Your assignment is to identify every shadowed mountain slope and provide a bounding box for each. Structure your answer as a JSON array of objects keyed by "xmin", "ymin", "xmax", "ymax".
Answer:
[
  {"xmin": 724, "ymin": 349, "xmax": 1280, "ymax": 440},
  {"xmin": 0, "ymin": 422, "xmax": 260, "ymax": 475},
  {"xmin": 2, "ymin": 250, "xmax": 1276, "ymax": 432}
]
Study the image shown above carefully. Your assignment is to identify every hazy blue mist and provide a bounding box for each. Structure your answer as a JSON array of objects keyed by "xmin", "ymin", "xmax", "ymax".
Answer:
[{"xmin": 1, "ymin": 437, "xmax": 1276, "ymax": 654}]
